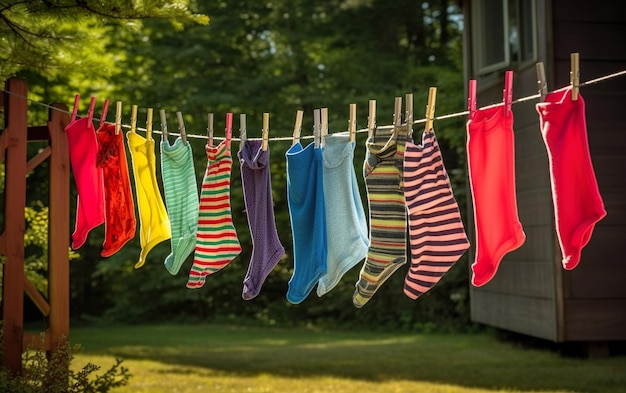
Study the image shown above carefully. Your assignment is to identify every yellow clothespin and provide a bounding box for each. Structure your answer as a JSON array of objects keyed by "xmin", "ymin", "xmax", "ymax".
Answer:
[
  {"xmin": 115, "ymin": 101, "xmax": 122, "ymax": 135},
  {"xmin": 536, "ymin": 62, "xmax": 548, "ymax": 101},
  {"xmin": 176, "ymin": 111, "xmax": 187, "ymax": 145},
  {"xmin": 262, "ymin": 112, "xmax": 269, "ymax": 151},
  {"xmin": 405, "ymin": 93, "xmax": 413, "ymax": 135},
  {"xmin": 146, "ymin": 108, "xmax": 153, "ymax": 141},
  {"xmin": 240, "ymin": 114, "xmax": 247, "ymax": 144},
  {"xmin": 425, "ymin": 87, "xmax": 437, "ymax": 132},
  {"xmin": 292, "ymin": 110, "xmax": 304, "ymax": 146},
  {"xmin": 367, "ymin": 100, "xmax": 376, "ymax": 138},
  {"xmin": 130, "ymin": 104, "xmax": 138, "ymax": 133},
  {"xmin": 159, "ymin": 109, "xmax": 169, "ymax": 141},
  {"xmin": 207, "ymin": 113, "xmax": 214, "ymax": 147},
  {"xmin": 321, "ymin": 108, "xmax": 328, "ymax": 148},
  {"xmin": 349, "ymin": 103, "xmax": 357, "ymax": 142},
  {"xmin": 570, "ymin": 52, "xmax": 580, "ymax": 101}
]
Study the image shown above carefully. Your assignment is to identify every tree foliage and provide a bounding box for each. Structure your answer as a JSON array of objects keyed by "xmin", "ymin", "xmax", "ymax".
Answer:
[{"xmin": 3, "ymin": 0, "xmax": 472, "ymax": 331}]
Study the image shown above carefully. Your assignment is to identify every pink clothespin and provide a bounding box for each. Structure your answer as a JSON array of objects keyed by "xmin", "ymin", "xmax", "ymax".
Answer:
[
  {"xmin": 503, "ymin": 71, "xmax": 513, "ymax": 117},
  {"xmin": 100, "ymin": 99, "xmax": 109, "ymax": 128},
  {"xmin": 225, "ymin": 112, "xmax": 233, "ymax": 150},
  {"xmin": 71, "ymin": 94, "xmax": 80, "ymax": 121},
  {"xmin": 87, "ymin": 96, "xmax": 97, "ymax": 123},
  {"xmin": 468, "ymin": 79, "xmax": 477, "ymax": 119}
]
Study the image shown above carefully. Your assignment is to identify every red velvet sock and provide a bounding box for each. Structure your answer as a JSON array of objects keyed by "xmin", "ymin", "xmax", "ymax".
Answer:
[
  {"xmin": 536, "ymin": 87, "xmax": 606, "ymax": 270},
  {"xmin": 96, "ymin": 122, "xmax": 137, "ymax": 257},
  {"xmin": 467, "ymin": 105, "xmax": 526, "ymax": 287}
]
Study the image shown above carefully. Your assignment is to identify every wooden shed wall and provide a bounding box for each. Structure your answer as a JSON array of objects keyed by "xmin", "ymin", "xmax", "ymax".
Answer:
[
  {"xmin": 550, "ymin": 0, "xmax": 626, "ymax": 341},
  {"xmin": 466, "ymin": 0, "xmax": 626, "ymax": 342}
]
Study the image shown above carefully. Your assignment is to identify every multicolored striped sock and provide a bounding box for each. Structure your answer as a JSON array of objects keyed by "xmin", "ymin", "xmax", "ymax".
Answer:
[
  {"xmin": 353, "ymin": 124, "xmax": 408, "ymax": 308},
  {"xmin": 403, "ymin": 130, "xmax": 469, "ymax": 300},
  {"xmin": 187, "ymin": 140, "xmax": 241, "ymax": 289}
]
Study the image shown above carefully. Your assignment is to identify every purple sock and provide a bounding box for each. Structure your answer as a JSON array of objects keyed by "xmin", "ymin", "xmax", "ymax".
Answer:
[{"xmin": 238, "ymin": 140, "xmax": 285, "ymax": 300}]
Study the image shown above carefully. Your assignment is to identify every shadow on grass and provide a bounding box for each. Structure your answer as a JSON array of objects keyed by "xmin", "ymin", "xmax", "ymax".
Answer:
[{"xmin": 71, "ymin": 324, "xmax": 626, "ymax": 393}]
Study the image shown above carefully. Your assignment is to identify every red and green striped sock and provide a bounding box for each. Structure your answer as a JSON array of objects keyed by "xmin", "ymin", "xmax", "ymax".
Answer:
[{"xmin": 187, "ymin": 141, "xmax": 241, "ymax": 289}]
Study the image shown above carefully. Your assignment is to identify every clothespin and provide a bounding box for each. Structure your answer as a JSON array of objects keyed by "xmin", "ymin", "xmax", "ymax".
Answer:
[
  {"xmin": 115, "ymin": 101, "xmax": 122, "ymax": 135},
  {"xmin": 130, "ymin": 105, "xmax": 138, "ymax": 133},
  {"xmin": 503, "ymin": 70, "xmax": 513, "ymax": 117},
  {"xmin": 99, "ymin": 99, "xmax": 109, "ymax": 128},
  {"xmin": 425, "ymin": 87, "xmax": 437, "ymax": 132},
  {"xmin": 159, "ymin": 109, "xmax": 169, "ymax": 141},
  {"xmin": 262, "ymin": 113, "xmax": 270, "ymax": 151},
  {"xmin": 240, "ymin": 114, "xmax": 247, "ymax": 144},
  {"xmin": 570, "ymin": 52, "xmax": 580, "ymax": 101},
  {"xmin": 87, "ymin": 96, "xmax": 97, "ymax": 123},
  {"xmin": 146, "ymin": 108, "xmax": 153, "ymax": 141},
  {"xmin": 536, "ymin": 62, "xmax": 547, "ymax": 101},
  {"xmin": 176, "ymin": 111, "xmax": 187, "ymax": 145},
  {"xmin": 405, "ymin": 93, "xmax": 413, "ymax": 135},
  {"xmin": 393, "ymin": 96, "xmax": 402, "ymax": 135},
  {"xmin": 313, "ymin": 108, "xmax": 321, "ymax": 149},
  {"xmin": 207, "ymin": 113, "xmax": 214, "ymax": 147},
  {"xmin": 71, "ymin": 94, "xmax": 80, "ymax": 121},
  {"xmin": 321, "ymin": 108, "xmax": 328, "ymax": 147},
  {"xmin": 349, "ymin": 103, "xmax": 357, "ymax": 142},
  {"xmin": 367, "ymin": 100, "xmax": 376, "ymax": 138},
  {"xmin": 292, "ymin": 110, "xmax": 304, "ymax": 146},
  {"xmin": 468, "ymin": 80, "xmax": 477, "ymax": 119},
  {"xmin": 225, "ymin": 112, "xmax": 233, "ymax": 150}
]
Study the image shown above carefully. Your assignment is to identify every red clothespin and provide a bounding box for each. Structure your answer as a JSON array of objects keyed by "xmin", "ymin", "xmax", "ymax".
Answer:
[
  {"xmin": 468, "ymin": 79, "xmax": 477, "ymax": 119},
  {"xmin": 503, "ymin": 71, "xmax": 513, "ymax": 117},
  {"xmin": 225, "ymin": 112, "xmax": 233, "ymax": 150},
  {"xmin": 87, "ymin": 96, "xmax": 97, "ymax": 123},
  {"xmin": 71, "ymin": 94, "xmax": 80, "ymax": 121},
  {"xmin": 99, "ymin": 99, "xmax": 109, "ymax": 128}
]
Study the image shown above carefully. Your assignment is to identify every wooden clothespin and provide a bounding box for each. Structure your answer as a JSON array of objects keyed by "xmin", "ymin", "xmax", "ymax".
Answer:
[
  {"xmin": 87, "ymin": 96, "xmax": 97, "ymax": 123},
  {"xmin": 313, "ymin": 108, "xmax": 321, "ymax": 149},
  {"xmin": 536, "ymin": 62, "xmax": 548, "ymax": 101},
  {"xmin": 207, "ymin": 113, "xmax": 214, "ymax": 147},
  {"xmin": 262, "ymin": 112, "xmax": 270, "ymax": 151},
  {"xmin": 570, "ymin": 52, "xmax": 580, "ymax": 101},
  {"xmin": 176, "ymin": 111, "xmax": 187, "ymax": 145},
  {"xmin": 225, "ymin": 112, "xmax": 233, "ymax": 150},
  {"xmin": 159, "ymin": 109, "xmax": 169, "ymax": 141},
  {"xmin": 292, "ymin": 110, "xmax": 304, "ymax": 146},
  {"xmin": 321, "ymin": 108, "xmax": 328, "ymax": 147},
  {"xmin": 115, "ymin": 101, "xmax": 122, "ymax": 135},
  {"xmin": 130, "ymin": 104, "xmax": 138, "ymax": 133},
  {"xmin": 468, "ymin": 80, "xmax": 477, "ymax": 119},
  {"xmin": 71, "ymin": 94, "xmax": 80, "ymax": 121},
  {"xmin": 349, "ymin": 103, "xmax": 357, "ymax": 142},
  {"xmin": 425, "ymin": 87, "xmax": 437, "ymax": 132},
  {"xmin": 367, "ymin": 100, "xmax": 376, "ymax": 138},
  {"xmin": 405, "ymin": 93, "xmax": 413, "ymax": 135},
  {"xmin": 99, "ymin": 99, "xmax": 109, "ymax": 128},
  {"xmin": 503, "ymin": 70, "xmax": 513, "ymax": 117},
  {"xmin": 239, "ymin": 114, "xmax": 247, "ymax": 144},
  {"xmin": 146, "ymin": 108, "xmax": 153, "ymax": 141},
  {"xmin": 393, "ymin": 96, "xmax": 402, "ymax": 134}
]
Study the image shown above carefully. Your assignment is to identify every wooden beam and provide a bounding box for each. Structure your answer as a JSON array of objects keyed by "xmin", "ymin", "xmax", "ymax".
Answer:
[
  {"xmin": 27, "ymin": 125, "xmax": 50, "ymax": 141},
  {"xmin": 46, "ymin": 102, "xmax": 71, "ymax": 357},
  {"xmin": 26, "ymin": 146, "xmax": 51, "ymax": 173},
  {"xmin": 1, "ymin": 77, "xmax": 28, "ymax": 375},
  {"xmin": 23, "ymin": 274, "xmax": 51, "ymax": 317}
]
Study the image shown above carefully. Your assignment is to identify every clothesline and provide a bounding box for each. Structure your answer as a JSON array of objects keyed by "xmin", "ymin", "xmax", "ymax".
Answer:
[{"xmin": 3, "ymin": 69, "xmax": 626, "ymax": 143}]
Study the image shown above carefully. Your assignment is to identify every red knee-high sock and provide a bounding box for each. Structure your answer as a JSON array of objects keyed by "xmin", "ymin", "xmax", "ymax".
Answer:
[
  {"xmin": 536, "ymin": 87, "xmax": 606, "ymax": 270},
  {"xmin": 467, "ymin": 105, "xmax": 526, "ymax": 287}
]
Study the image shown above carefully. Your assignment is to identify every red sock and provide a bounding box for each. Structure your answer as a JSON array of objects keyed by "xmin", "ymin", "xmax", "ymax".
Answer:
[
  {"xmin": 467, "ymin": 105, "xmax": 526, "ymax": 287},
  {"xmin": 96, "ymin": 122, "xmax": 137, "ymax": 257},
  {"xmin": 536, "ymin": 87, "xmax": 606, "ymax": 270},
  {"xmin": 65, "ymin": 98, "xmax": 105, "ymax": 250}
]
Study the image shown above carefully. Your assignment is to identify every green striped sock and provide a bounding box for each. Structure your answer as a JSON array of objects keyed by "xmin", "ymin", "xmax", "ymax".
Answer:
[
  {"xmin": 187, "ymin": 141, "xmax": 241, "ymax": 289},
  {"xmin": 353, "ymin": 125, "xmax": 408, "ymax": 308},
  {"xmin": 161, "ymin": 137, "xmax": 199, "ymax": 275}
]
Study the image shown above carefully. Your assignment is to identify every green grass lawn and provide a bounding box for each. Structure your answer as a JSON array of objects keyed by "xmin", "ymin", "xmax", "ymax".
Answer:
[{"xmin": 69, "ymin": 324, "xmax": 626, "ymax": 393}]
